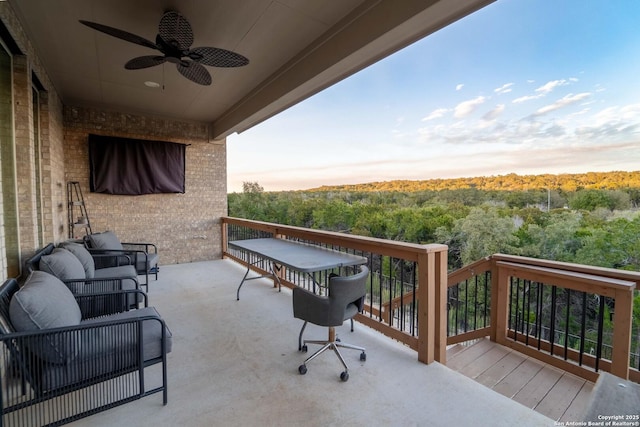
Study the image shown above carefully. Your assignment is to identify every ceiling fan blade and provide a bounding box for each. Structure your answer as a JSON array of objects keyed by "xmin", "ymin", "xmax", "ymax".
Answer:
[
  {"xmin": 125, "ymin": 56, "xmax": 167, "ymax": 70},
  {"xmin": 79, "ymin": 20, "xmax": 158, "ymax": 50},
  {"xmin": 188, "ymin": 47, "xmax": 250, "ymax": 68},
  {"xmin": 177, "ymin": 61, "xmax": 212, "ymax": 86},
  {"xmin": 159, "ymin": 11, "xmax": 193, "ymax": 50}
]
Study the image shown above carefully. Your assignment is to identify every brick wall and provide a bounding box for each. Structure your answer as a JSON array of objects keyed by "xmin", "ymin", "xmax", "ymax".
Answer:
[
  {"xmin": 2, "ymin": 3, "xmax": 67, "ymax": 278},
  {"xmin": 64, "ymin": 107, "xmax": 228, "ymax": 264},
  {"xmin": 40, "ymin": 90, "xmax": 67, "ymax": 244},
  {"xmin": 1, "ymin": 3, "xmax": 228, "ymax": 280}
]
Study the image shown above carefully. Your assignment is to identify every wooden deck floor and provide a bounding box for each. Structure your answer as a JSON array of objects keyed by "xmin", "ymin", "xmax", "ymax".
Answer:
[{"xmin": 446, "ymin": 338, "xmax": 594, "ymax": 422}]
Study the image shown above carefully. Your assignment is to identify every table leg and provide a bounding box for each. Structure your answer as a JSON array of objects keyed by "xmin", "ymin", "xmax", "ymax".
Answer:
[
  {"xmin": 270, "ymin": 262, "xmax": 283, "ymax": 291},
  {"xmin": 236, "ymin": 266, "xmax": 252, "ymax": 300},
  {"xmin": 236, "ymin": 261, "xmax": 282, "ymax": 300}
]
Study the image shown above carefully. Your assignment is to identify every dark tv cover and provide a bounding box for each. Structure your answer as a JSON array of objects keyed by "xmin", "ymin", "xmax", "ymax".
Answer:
[{"xmin": 89, "ymin": 134, "xmax": 186, "ymax": 195}]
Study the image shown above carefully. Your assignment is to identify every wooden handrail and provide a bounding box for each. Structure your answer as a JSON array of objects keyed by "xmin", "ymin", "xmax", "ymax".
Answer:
[
  {"xmin": 495, "ymin": 261, "xmax": 635, "ymax": 295},
  {"xmin": 447, "ymin": 257, "xmax": 492, "ymax": 286},
  {"xmin": 491, "ymin": 253, "xmax": 640, "ymax": 287},
  {"xmin": 222, "ymin": 216, "xmax": 447, "ymax": 260},
  {"xmin": 221, "ymin": 216, "xmax": 449, "ymax": 364},
  {"xmin": 221, "ymin": 217, "xmax": 640, "ymax": 381},
  {"xmin": 493, "ymin": 258, "xmax": 638, "ymax": 381}
]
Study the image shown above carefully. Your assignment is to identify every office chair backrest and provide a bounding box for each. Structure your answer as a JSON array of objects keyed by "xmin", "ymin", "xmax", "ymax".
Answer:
[{"xmin": 328, "ymin": 265, "xmax": 368, "ymax": 315}]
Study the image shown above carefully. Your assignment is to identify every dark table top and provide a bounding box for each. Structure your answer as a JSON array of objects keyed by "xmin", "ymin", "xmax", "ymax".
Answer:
[{"xmin": 228, "ymin": 238, "xmax": 367, "ymax": 273}]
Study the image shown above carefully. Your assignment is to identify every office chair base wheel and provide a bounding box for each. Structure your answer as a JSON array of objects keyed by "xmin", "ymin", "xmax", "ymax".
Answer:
[
  {"xmin": 298, "ymin": 365, "xmax": 307, "ymax": 375},
  {"xmin": 340, "ymin": 371, "xmax": 349, "ymax": 382},
  {"xmin": 360, "ymin": 352, "xmax": 366, "ymax": 361}
]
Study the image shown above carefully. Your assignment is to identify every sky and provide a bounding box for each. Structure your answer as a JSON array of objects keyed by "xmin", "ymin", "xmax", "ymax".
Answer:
[{"xmin": 227, "ymin": 0, "xmax": 640, "ymax": 192}]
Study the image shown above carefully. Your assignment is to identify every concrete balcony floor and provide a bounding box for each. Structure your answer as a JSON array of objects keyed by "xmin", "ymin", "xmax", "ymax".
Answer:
[{"xmin": 69, "ymin": 259, "xmax": 557, "ymax": 427}]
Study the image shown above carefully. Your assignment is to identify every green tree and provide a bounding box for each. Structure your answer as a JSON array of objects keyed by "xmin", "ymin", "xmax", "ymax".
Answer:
[
  {"xmin": 242, "ymin": 181, "xmax": 264, "ymax": 193},
  {"xmin": 437, "ymin": 206, "xmax": 518, "ymax": 267},
  {"xmin": 311, "ymin": 199, "xmax": 355, "ymax": 232},
  {"xmin": 517, "ymin": 211, "xmax": 583, "ymax": 261},
  {"xmin": 574, "ymin": 216, "xmax": 640, "ymax": 270},
  {"xmin": 568, "ymin": 189, "xmax": 631, "ymax": 211},
  {"xmin": 227, "ymin": 182, "xmax": 267, "ymax": 219}
]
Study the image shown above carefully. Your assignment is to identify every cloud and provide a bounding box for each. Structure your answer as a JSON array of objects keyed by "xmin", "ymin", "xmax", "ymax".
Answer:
[
  {"xmin": 620, "ymin": 103, "xmax": 640, "ymax": 119},
  {"xmin": 392, "ymin": 129, "xmax": 411, "ymax": 139},
  {"xmin": 482, "ymin": 104, "xmax": 505, "ymax": 121},
  {"xmin": 494, "ymin": 83, "xmax": 514, "ymax": 94},
  {"xmin": 513, "ymin": 78, "xmax": 577, "ymax": 104},
  {"xmin": 512, "ymin": 94, "xmax": 540, "ymax": 104},
  {"xmin": 417, "ymin": 96, "xmax": 639, "ymax": 155},
  {"xmin": 456, "ymin": 84, "xmax": 464, "ymax": 91},
  {"xmin": 575, "ymin": 103, "xmax": 640, "ymax": 141},
  {"xmin": 241, "ymin": 96, "xmax": 640, "ymax": 190},
  {"xmin": 454, "ymin": 96, "xmax": 486, "ymax": 119},
  {"xmin": 533, "ymin": 92, "xmax": 591, "ymax": 116},
  {"xmin": 539, "ymin": 123, "xmax": 566, "ymax": 138},
  {"xmin": 421, "ymin": 108, "xmax": 449, "ymax": 121},
  {"xmin": 535, "ymin": 79, "xmax": 569, "ymax": 95}
]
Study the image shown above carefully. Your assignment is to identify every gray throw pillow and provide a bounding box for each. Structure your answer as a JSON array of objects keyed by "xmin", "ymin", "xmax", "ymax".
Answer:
[
  {"xmin": 59, "ymin": 241, "xmax": 95, "ymax": 278},
  {"xmin": 89, "ymin": 231, "xmax": 123, "ymax": 250},
  {"xmin": 9, "ymin": 271, "xmax": 82, "ymax": 363},
  {"xmin": 39, "ymin": 248, "xmax": 86, "ymax": 280}
]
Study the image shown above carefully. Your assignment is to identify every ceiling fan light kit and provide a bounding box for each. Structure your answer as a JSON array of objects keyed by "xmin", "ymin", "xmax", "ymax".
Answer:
[{"xmin": 80, "ymin": 11, "xmax": 249, "ymax": 86}]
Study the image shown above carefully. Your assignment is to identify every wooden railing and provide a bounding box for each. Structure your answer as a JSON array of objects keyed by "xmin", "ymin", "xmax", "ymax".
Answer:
[
  {"xmin": 492, "ymin": 255, "xmax": 638, "ymax": 382},
  {"xmin": 221, "ymin": 217, "xmax": 639, "ymax": 382},
  {"xmin": 404, "ymin": 254, "xmax": 640, "ymax": 382},
  {"xmin": 446, "ymin": 257, "xmax": 493, "ymax": 344},
  {"xmin": 221, "ymin": 217, "xmax": 449, "ymax": 364}
]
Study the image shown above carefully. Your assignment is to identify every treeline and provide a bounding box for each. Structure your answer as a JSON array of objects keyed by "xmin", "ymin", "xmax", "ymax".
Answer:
[
  {"xmin": 228, "ymin": 175, "xmax": 640, "ymax": 272},
  {"xmin": 308, "ymin": 171, "xmax": 640, "ymax": 193}
]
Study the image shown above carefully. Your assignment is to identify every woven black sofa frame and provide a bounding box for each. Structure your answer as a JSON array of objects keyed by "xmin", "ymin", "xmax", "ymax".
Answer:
[
  {"xmin": 25, "ymin": 243, "xmax": 143, "ymax": 315},
  {"xmin": 0, "ymin": 278, "xmax": 169, "ymax": 426},
  {"xmin": 83, "ymin": 233, "xmax": 159, "ymax": 290}
]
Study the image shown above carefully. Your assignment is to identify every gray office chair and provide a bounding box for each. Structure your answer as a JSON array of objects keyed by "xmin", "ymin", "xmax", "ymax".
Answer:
[{"xmin": 292, "ymin": 266, "xmax": 369, "ymax": 381}]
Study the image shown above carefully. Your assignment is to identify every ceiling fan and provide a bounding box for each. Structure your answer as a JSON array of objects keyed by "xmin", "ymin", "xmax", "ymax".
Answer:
[{"xmin": 79, "ymin": 11, "xmax": 249, "ymax": 86}]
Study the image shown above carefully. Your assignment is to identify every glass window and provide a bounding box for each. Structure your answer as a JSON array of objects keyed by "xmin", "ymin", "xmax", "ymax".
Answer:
[
  {"xmin": 33, "ymin": 85, "xmax": 44, "ymax": 247},
  {"xmin": 0, "ymin": 39, "xmax": 20, "ymax": 278}
]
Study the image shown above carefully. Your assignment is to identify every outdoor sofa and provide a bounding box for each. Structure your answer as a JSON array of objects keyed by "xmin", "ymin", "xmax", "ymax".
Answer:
[{"xmin": 0, "ymin": 271, "xmax": 171, "ymax": 425}]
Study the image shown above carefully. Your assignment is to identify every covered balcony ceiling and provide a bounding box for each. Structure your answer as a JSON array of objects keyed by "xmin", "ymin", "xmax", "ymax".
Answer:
[{"xmin": 12, "ymin": 0, "xmax": 494, "ymax": 139}]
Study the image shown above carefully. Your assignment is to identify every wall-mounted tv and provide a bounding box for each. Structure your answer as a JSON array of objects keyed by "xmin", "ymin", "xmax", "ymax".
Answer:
[{"xmin": 88, "ymin": 134, "xmax": 186, "ymax": 195}]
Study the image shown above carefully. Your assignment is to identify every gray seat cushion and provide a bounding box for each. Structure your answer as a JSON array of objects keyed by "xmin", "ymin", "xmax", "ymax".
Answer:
[
  {"xmin": 39, "ymin": 248, "xmax": 86, "ymax": 280},
  {"xmin": 9, "ymin": 271, "xmax": 82, "ymax": 363},
  {"xmin": 39, "ymin": 307, "xmax": 172, "ymax": 391},
  {"xmin": 135, "ymin": 252, "xmax": 159, "ymax": 272},
  {"xmin": 93, "ymin": 265, "xmax": 141, "ymax": 304},
  {"xmin": 89, "ymin": 231, "xmax": 123, "ymax": 250},
  {"xmin": 81, "ymin": 307, "xmax": 173, "ymax": 359},
  {"xmin": 59, "ymin": 241, "xmax": 96, "ymax": 278},
  {"xmin": 93, "ymin": 264, "xmax": 137, "ymax": 280}
]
